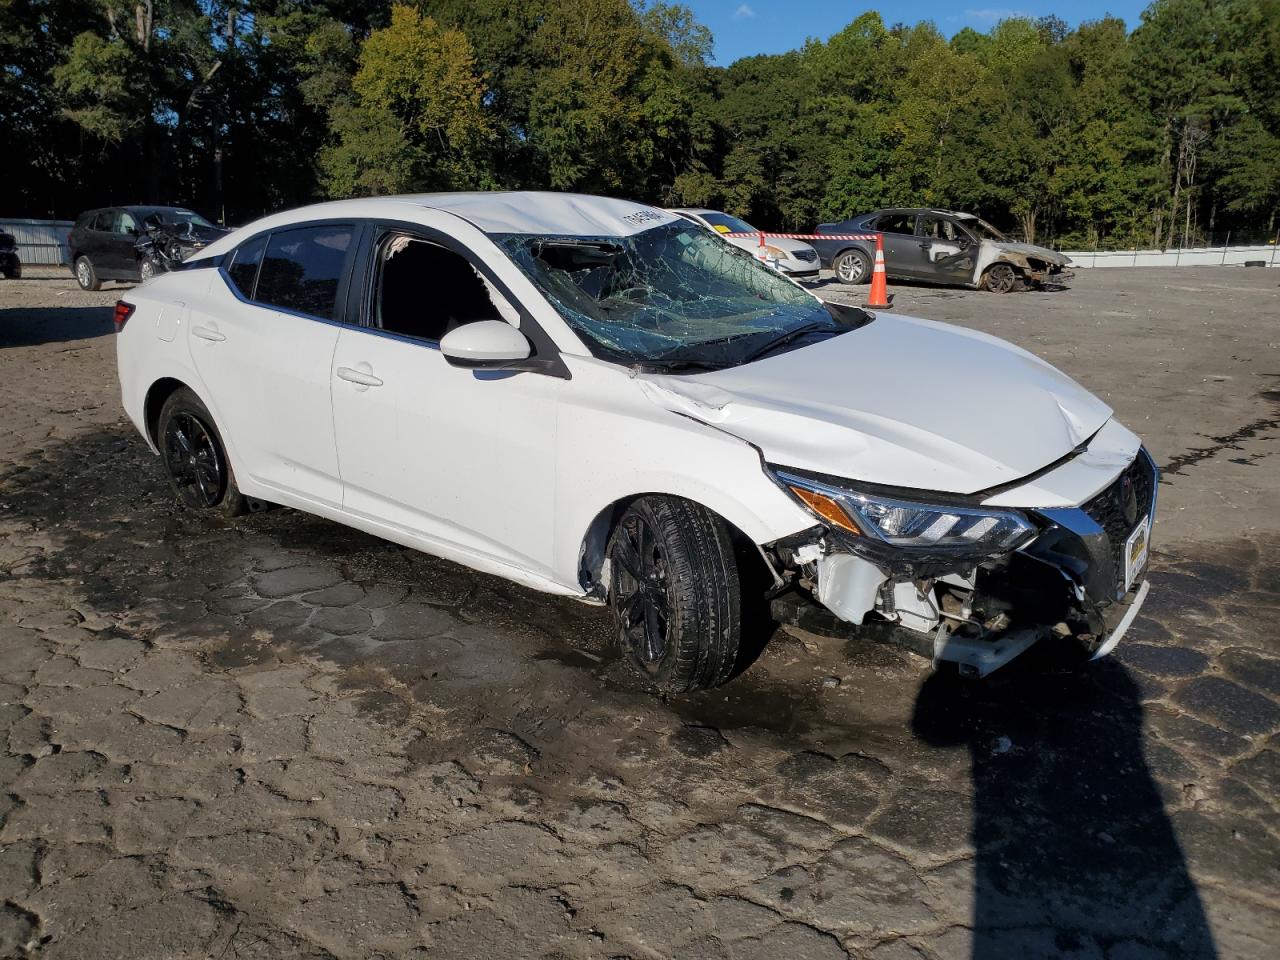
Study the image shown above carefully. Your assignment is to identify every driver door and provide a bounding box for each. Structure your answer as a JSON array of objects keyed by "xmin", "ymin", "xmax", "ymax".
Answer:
[{"xmin": 330, "ymin": 225, "xmax": 564, "ymax": 580}]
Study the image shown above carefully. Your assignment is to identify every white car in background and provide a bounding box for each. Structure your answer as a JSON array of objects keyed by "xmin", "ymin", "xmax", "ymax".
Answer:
[
  {"xmin": 667, "ymin": 207, "xmax": 821, "ymax": 278},
  {"xmin": 114, "ymin": 192, "xmax": 1155, "ymax": 692}
]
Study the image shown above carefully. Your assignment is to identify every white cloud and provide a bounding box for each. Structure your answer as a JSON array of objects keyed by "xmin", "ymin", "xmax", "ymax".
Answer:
[{"xmin": 734, "ymin": 3, "xmax": 757, "ymax": 18}]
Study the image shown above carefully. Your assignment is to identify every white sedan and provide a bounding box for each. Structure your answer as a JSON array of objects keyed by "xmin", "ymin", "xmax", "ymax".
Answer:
[
  {"xmin": 115, "ymin": 192, "xmax": 1155, "ymax": 691},
  {"xmin": 667, "ymin": 207, "xmax": 821, "ymax": 278}
]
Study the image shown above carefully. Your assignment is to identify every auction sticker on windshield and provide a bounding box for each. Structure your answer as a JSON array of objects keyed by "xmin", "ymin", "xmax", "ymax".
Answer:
[{"xmin": 1124, "ymin": 518, "xmax": 1150, "ymax": 592}]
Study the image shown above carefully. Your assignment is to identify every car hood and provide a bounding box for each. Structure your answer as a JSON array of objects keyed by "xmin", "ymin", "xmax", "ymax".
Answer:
[
  {"xmin": 635, "ymin": 313, "xmax": 1111, "ymax": 495},
  {"xmin": 990, "ymin": 241, "xmax": 1071, "ymax": 267}
]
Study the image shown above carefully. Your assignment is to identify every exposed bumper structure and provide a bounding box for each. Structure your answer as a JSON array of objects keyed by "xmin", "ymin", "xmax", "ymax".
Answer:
[{"xmin": 769, "ymin": 445, "xmax": 1159, "ymax": 678}]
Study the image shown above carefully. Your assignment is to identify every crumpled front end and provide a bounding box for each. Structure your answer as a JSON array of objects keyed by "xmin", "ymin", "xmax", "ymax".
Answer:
[{"xmin": 765, "ymin": 446, "xmax": 1158, "ymax": 678}]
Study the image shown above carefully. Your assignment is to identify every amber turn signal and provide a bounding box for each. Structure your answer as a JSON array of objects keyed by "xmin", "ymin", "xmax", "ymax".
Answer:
[{"xmin": 788, "ymin": 485, "xmax": 861, "ymax": 535}]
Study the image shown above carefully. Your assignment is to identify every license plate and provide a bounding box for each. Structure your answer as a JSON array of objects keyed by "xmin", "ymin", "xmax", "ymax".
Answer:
[{"xmin": 1124, "ymin": 517, "xmax": 1150, "ymax": 593}]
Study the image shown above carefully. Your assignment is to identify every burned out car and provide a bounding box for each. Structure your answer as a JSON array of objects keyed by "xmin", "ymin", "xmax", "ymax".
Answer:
[
  {"xmin": 114, "ymin": 193, "xmax": 1150, "ymax": 692},
  {"xmin": 813, "ymin": 208, "xmax": 1072, "ymax": 292}
]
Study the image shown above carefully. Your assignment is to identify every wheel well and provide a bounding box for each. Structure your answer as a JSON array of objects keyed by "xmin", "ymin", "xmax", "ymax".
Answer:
[
  {"xmin": 144, "ymin": 377, "xmax": 188, "ymax": 446},
  {"xmin": 577, "ymin": 494, "xmax": 771, "ymax": 598},
  {"xmin": 984, "ymin": 260, "xmax": 1022, "ymax": 276}
]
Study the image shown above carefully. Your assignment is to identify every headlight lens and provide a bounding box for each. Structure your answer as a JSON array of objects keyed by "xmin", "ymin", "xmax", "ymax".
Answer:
[
  {"xmin": 764, "ymin": 244, "xmax": 788, "ymax": 259},
  {"xmin": 775, "ymin": 469, "xmax": 1035, "ymax": 554}
]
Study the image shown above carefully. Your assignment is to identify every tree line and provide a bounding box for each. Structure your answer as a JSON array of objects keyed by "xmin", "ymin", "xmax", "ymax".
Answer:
[{"xmin": 3, "ymin": 0, "xmax": 1277, "ymax": 248}]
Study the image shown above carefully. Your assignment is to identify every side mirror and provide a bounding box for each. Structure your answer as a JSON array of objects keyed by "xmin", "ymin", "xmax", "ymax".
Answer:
[{"xmin": 439, "ymin": 320, "xmax": 533, "ymax": 369}]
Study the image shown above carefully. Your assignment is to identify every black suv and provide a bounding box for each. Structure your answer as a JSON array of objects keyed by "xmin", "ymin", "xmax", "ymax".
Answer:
[
  {"xmin": 0, "ymin": 230, "xmax": 19, "ymax": 279},
  {"xmin": 68, "ymin": 206, "xmax": 226, "ymax": 290}
]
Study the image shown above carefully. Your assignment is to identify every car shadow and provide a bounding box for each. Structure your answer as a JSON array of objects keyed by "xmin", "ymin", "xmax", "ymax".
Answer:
[
  {"xmin": 911, "ymin": 654, "xmax": 1217, "ymax": 957},
  {"xmin": 803, "ymin": 276, "xmax": 1074, "ymax": 297},
  {"xmin": 0, "ymin": 305, "xmax": 115, "ymax": 347}
]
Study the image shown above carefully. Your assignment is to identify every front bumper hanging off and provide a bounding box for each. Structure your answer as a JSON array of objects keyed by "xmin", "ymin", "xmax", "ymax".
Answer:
[{"xmin": 771, "ymin": 449, "xmax": 1159, "ymax": 679}]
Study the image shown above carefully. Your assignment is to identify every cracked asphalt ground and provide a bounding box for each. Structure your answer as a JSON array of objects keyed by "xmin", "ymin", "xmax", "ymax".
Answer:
[{"xmin": 1, "ymin": 265, "xmax": 1278, "ymax": 959}]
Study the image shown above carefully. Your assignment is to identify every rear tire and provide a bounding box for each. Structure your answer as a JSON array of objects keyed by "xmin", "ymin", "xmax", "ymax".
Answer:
[
  {"xmin": 983, "ymin": 262, "xmax": 1018, "ymax": 293},
  {"xmin": 608, "ymin": 496, "xmax": 742, "ymax": 693},
  {"xmin": 157, "ymin": 388, "xmax": 247, "ymax": 517},
  {"xmin": 833, "ymin": 248, "xmax": 871, "ymax": 285},
  {"xmin": 74, "ymin": 255, "xmax": 101, "ymax": 291}
]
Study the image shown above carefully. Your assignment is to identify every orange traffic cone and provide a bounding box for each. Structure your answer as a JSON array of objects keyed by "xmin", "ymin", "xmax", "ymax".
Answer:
[{"xmin": 862, "ymin": 234, "xmax": 893, "ymax": 309}]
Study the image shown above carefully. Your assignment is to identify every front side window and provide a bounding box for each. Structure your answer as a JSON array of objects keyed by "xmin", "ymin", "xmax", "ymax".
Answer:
[
  {"xmin": 497, "ymin": 221, "xmax": 868, "ymax": 371},
  {"xmin": 375, "ymin": 233, "xmax": 511, "ymax": 342},
  {"xmin": 226, "ymin": 234, "xmax": 267, "ymax": 299},
  {"xmin": 254, "ymin": 225, "xmax": 352, "ymax": 320},
  {"xmin": 919, "ymin": 216, "xmax": 960, "ymax": 242},
  {"xmin": 118, "ymin": 211, "xmax": 138, "ymax": 234}
]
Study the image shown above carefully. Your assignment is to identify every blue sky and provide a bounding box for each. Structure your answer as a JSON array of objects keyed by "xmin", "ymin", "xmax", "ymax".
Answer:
[{"xmin": 684, "ymin": 1, "xmax": 1150, "ymax": 65}]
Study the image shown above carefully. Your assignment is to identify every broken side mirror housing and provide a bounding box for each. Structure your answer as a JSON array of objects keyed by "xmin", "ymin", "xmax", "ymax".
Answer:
[{"xmin": 440, "ymin": 320, "xmax": 534, "ymax": 369}]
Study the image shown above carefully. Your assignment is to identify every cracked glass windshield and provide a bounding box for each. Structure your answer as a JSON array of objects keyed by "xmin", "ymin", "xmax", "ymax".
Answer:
[{"xmin": 497, "ymin": 221, "xmax": 867, "ymax": 371}]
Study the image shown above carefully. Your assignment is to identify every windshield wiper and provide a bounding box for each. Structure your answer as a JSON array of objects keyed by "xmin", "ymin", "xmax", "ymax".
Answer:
[
  {"xmin": 635, "ymin": 358, "xmax": 725, "ymax": 374},
  {"xmin": 739, "ymin": 322, "xmax": 839, "ymax": 364}
]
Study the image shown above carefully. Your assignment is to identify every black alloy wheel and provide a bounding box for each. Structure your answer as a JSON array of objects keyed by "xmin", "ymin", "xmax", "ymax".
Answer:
[
  {"xmin": 163, "ymin": 412, "xmax": 226, "ymax": 508},
  {"xmin": 612, "ymin": 512, "xmax": 673, "ymax": 668},
  {"xmin": 156, "ymin": 388, "xmax": 247, "ymax": 516},
  {"xmin": 607, "ymin": 496, "xmax": 742, "ymax": 693}
]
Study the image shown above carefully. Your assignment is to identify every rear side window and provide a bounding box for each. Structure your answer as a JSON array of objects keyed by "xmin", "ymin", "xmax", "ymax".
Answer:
[
  {"xmin": 91, "ymin": 211, "xmax": 114, "ymax": 231},
  {"xmin": 226, "ymin": 234, "xmax": 267, "ymax": 299},
  {"xmin": 255, "ymin": 225, "xmax": 353, "ymax": 320},
  {"xmin": 874, "ymin": 214, "xmax": 916, "ymax": 235}
]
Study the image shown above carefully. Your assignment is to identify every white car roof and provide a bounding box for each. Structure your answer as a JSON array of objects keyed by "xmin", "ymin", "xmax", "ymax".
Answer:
[{"xmin": 193, "ymin": 192, "xmax": 682, "ymax": 262}]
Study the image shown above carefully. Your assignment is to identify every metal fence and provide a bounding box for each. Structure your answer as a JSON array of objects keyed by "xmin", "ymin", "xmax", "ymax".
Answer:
[
  {"xmin": 1063, "ymin": 242, "xmax": 1280, "ymax": 268},
  {"xmin": 0, "ymin": 218, "xmax": 74, "ymax": 266}
]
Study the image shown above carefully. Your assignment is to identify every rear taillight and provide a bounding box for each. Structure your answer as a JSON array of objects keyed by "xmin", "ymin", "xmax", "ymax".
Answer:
[{"xmin": 113, "ymin": 300, "xmax": 135, "ymax": 332}]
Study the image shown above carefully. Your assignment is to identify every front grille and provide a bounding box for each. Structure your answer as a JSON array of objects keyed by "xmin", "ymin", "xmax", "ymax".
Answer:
[
  {"xmin": 794, "ymin": 249, "xmax": 818, "ymax": 262},
  {"xmin": 1081, "ymin": 449, "xmax": 1156, "ymax": 591}
]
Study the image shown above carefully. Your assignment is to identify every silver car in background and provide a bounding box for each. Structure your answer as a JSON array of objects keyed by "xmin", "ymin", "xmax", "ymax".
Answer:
[{"xmin": 668, "ymin": 208, "xmax": 821, "ymax": 278}]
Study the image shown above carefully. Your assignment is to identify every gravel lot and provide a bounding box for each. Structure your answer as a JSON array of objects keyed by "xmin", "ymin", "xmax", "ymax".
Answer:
[{"xmin": 1, "ymin": 264, "xmax": 1277, "ymax": 959}]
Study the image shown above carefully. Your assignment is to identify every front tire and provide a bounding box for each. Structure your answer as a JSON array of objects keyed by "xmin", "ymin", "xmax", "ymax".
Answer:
[
  {"xmin": 139, "ymin": 258, "xmax": 158, "ymax": 282},
  {"xmin": 608, "ymin": 496, "xmax": 742, "ymax": 693},
  {"xmin": 74, "ymin": 255, "xmax": 101, "ymax": 291},
  {"xmin": 833, "ymin": 248, "xmax": 871, "ymax": 285},
  {"xmin": 983, "ymin": 262, "xmax": 1018, "ymax": 293},
  {"xmin": 157, "ymin": 389, "xmax": 247, "ymax": 517}
]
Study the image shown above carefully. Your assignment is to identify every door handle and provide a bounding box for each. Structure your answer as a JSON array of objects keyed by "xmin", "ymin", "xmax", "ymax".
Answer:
[
  {"xmin": 336, "ymin": 366, "xmax": 384, "ymax": 387},
  {"xmin": 192, "ymin": 325, "xmax": 225, "ymax": 342}
]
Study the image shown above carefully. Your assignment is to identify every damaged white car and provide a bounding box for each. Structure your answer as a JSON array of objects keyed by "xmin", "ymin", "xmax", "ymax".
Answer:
[{"xmin": 115, "ymin": 193, "xmax": 1154, "ymax": 692}]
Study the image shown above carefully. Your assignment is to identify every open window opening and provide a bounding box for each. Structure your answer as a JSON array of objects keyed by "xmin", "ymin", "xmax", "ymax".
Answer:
[{"xmin": 376, "ymin": 233, "xmax": 517, "ymax": 342}]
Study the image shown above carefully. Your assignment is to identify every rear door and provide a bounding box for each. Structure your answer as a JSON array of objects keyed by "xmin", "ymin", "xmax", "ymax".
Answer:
[
  {"xmin": 870, "ymin": 213, "xmax": 920, "ymax": 278},
  {"xmin": 186, "ymin": 223, "xmax": 355, "ymax": 508}
]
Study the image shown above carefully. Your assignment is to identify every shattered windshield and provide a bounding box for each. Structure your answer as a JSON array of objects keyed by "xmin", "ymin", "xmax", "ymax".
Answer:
[
  {"xmin": 959, "ymin": 217, "xmax": 1007, "ymax": 242},
  {"xmin": 496, "ymin": 222, "xmax": 867, "ymax": 371}
]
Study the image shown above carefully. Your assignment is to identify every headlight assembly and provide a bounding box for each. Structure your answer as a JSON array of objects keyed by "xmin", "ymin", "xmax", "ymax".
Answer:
[{"xmin": 774, "ymin": 468, "xmax": 1036, "ymax": 556}]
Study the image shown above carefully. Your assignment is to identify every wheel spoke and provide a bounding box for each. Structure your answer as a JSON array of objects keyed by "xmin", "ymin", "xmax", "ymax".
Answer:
[{"xmin": 615, "ymin": 525, "xmax": 644, "ymax": 580}]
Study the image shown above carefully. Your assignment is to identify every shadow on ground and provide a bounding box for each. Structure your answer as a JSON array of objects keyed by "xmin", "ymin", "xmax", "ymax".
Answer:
[
  {"xmin": 0, "ymin": 305, "xmax": 115, "ymax": 347},
  {"xmin": 914, "ymin": 655, "xmax": 1217, "ymax": 957}
]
